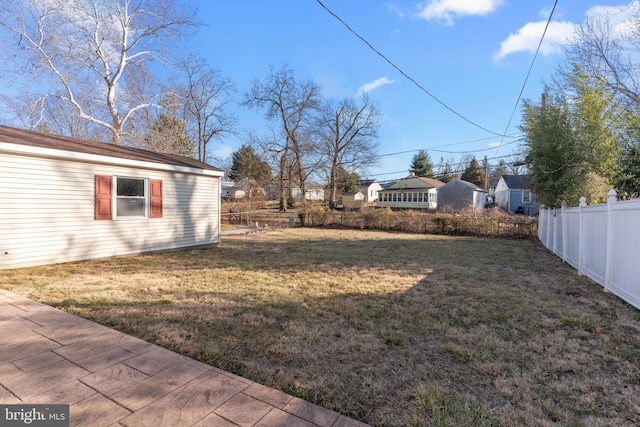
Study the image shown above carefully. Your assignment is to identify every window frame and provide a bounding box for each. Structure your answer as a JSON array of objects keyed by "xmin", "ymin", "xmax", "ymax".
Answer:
[
  {"xmin": 523, "ymin": 190, "xmax": 532, "ymax": 203},
  {"xmin": 114, "ymin": 176, "xmax": 149, "ymax": 219}
]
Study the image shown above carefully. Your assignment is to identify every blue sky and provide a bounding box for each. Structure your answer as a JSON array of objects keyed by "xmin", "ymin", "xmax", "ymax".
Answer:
[{"xmin": 192, "ymin": 0, "xmax": 633, "ymax": 182}]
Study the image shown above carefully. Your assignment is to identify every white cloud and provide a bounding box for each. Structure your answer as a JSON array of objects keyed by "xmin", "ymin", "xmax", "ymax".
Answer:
[
  {"xmin": 417, "ymin": 0, "xmax": 504, "ymax": 25},
  {"xmin": 357, "ymin": 77, "xmax": 396, "ymax": 96},
  {"xmin": 495, "ymin": 4, "xmax": 636, "ymax": 60},
  {"xmin": 585, "ymin": 5, "xmax": 638, "ymax": 38},
  {"xmin": 494, "ymin": 20, "xmax": 576, "ymax": 60}
]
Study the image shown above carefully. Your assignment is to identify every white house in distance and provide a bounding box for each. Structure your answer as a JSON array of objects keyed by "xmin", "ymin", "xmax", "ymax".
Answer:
[
  {"xmin": 377, "ymin": 173, "xmax": 445, "ymax": 209},
  {"xmin": 0, "ymin": 125, "xmax": 224, "ymax": 270},
  {"xmin": 357, "ymin": 179, "xmax": 382, "ymax": 202}
]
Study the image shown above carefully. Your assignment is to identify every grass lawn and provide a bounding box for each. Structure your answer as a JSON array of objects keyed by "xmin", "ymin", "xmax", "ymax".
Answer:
[{"xmin": 2, "ymin": 228, "xmax": 640, "ymax": 426}]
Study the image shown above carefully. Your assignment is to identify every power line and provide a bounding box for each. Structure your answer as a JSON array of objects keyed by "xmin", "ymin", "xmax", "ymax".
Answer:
[
  {"xmin": 378, "ymin": 135, "xmax": 521, "ymax": 157},
  {"xmin": 380, "ymin": 138, "xmax": 523, "ymax": 157},
  {"xmin": 495, "ymin": 0, "xmax": 558, "ymax": 157},
  {"xmin": 365, "ymin": 153, "xmax": 524, "ymax": 179},
  {"xmin": 316, "ymin": 0, "xmax": 508, "ymax": 137}
]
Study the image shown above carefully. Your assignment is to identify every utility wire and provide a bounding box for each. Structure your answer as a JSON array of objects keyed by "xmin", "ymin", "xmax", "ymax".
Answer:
[
  {"xmin": 378, "ymin": 134, "xmax": 521, "ymax": 157},
  {"xmin": 495, "ymin": 0, "xmax": 558, "ymax": 157},
  {"xmin": 316, "ymin": 0, "xmax": 508, "ymax": 137},
  {"xmin": 380, "ymin": 138, "xmax": 522, "ymax": 157},
  {"xmin": 365, "ymin": 153, "xmax": 523, "ymax": 179}
]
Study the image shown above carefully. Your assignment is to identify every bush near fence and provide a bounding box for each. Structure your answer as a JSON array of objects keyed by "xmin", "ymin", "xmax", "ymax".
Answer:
[{"xmin": 302, "ymin": 206, "xmax": 538, "ymax": 239}]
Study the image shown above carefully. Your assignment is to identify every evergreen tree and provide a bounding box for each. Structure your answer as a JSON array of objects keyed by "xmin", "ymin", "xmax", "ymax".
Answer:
[
  {"xmin": 489, "ymin": 159, "xmax": 509, "ymax": 185},
  {"xmin": 143, "ymin": 114, "xmax": 193, "ymax": 156},
  {"xmin": 229, "ymin": 145, "xmax": 272, "ymax": 186},
  {"xmin": 409, "ymin": 150, "xmax": 434, "ymax": 177},
  {"xmin": 521, "ymin": 91, "xmax": 583, "ymax": 207},
  {"xmin": 435, "ymin": 157, "xmax": 456, "ymax": 183},
  {"xmin": 460, "ymin": 156, "xmax": 486, "ymax": 188}
]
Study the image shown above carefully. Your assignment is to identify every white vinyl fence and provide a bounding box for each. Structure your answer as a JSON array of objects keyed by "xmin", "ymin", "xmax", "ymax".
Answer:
[{"xmin": 539, "ymin": 190, "xmax": 640, "ymax": 310}]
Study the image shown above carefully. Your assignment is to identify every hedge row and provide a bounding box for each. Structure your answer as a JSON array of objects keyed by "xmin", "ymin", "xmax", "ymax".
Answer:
[{"xmin": 301, "ymin": 206, "xmax": 538, "ymax": 239}]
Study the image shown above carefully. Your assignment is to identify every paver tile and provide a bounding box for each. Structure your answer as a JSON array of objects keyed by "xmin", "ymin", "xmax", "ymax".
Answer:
[
  {"xmin": 283, "ymin": 396, "xmax": 341, "ymax": 427},
  {"xmin": 0, "ymin": 319, "xmax": 44, "ymax": 344},
  {"xmin": 254, "ymin": 407, "xmax": 316, "ymax": 427},
  {"xmin": 70, "ymin": 394, "xmax": 130, "ymax": 427},
  {"xmin": 0, "ymin": 334, "xmax": 61, "ymax": 365},
  {"xmin": 0, "ymin": 362, "xmax": 24, "ymax": 381},
  {"xmin": 111, "ymin": 360, "xmax": 210, "ymax": 411},
  {"xmin": 244, "ymin": 383, "xmax": 293, "ymax": 409},
  {"xmin": 53, "ymin": 330, "xmax": 135, "ymax": 361},
  {"xmin": 191, "ymin": 412, "xmax": 239, "ymax": 427},
  {"xmin": 210, "ymin": 367, "xmax": 253, "ymax": 385},
  {"xmin": 80, "ymin": 363, "xmax": 149, "ymax": 396},
  {"xmin": 120, "ymin": 337, "xmax": 155, "ymax": 354},
  {"xmin": 123, "ymin": 345, "xmax": 191, "ymax": 376},
  {"xmin": 215, "ymin": 393, "xmax": 273, "ymax": 427},
  {"xmin": 18, "ymin": 305, "xmax": 71, "ymax": 326},
  {"xmin": 0, "ymin": 301, "xmax": 26, "ymax": 317},
  {"xmin": 0, "ymin": 386, "xmax": 20, "ymax": 404},
  {"xmin": 2, "ymin": 360, "xmax": 90, "ymax": 400},
  {"xmin": 31, "ymin": 380, "xmax": 97, "ymax": 405},
  {"xmin": 12, "ymin": 350, "xmax": 64, "ymax": 373},
  {"xmin": 119, "ymin": 370, "xmax": 247, "ymax": 427},
  {"xmin": 35, "ymin": 318, "xmax": 107, "ymax": 345},
  {"xmin": 75, "ymin": 346, "xmax": 137, "ymax": 373}
]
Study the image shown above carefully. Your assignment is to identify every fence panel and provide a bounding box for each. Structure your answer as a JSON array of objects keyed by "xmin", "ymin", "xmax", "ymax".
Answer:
[
  {"xmin": 581, "ymin": 205, "xmax": 607, "ymax": 285},
  {"xmin": 563, "ymin": 207, "xmax": 580, "ymax": 269},
  {"xmin": 539, "ymin": 191, "xmax": 640, "ymax": 311},
  {"xmin": 609, "ymin": 199, "xmax": 640, "ymax": 309}
]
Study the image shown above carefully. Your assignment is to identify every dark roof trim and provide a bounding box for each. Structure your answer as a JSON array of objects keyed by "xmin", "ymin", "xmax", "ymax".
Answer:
[{"xmin": 0, "ymin": 125, "xmax": 222, "ymax": 172}]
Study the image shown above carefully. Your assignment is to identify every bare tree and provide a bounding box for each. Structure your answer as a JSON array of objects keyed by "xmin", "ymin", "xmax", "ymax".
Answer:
[
  {"xmin": 0, "ymin": 0, "xmax": 198, "ymax": 144},
  {"xmin": 565, "ymin": 4, "xmax": 640, "ymax": 105},
  {"xmin": 176, "ymin": 55, "xmax": 236, "ymax": 163},
  {"xmin": 243, "ymin": 66, "xmax": 321, "ymax": 211},
  {"xmin": 316, "ymin": 95, "xmax": 380, "ymax": 205}
]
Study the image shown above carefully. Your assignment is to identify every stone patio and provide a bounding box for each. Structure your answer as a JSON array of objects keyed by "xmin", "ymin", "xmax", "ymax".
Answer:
[{"xmin": 0, "ymin": 289, "xmax": 369, "ymax": 427}]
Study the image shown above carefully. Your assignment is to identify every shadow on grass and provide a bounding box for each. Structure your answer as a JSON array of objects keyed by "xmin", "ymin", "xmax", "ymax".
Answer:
[{"xmin": 3, "ymin": 229, "xmax": 640, "ymax": 426}]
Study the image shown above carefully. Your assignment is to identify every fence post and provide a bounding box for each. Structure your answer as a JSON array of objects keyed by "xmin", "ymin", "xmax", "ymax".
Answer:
[
  {"xmin": 552, "ymin": 208, "xmax": 558, "ymax": 255},
  {"xmin": 578, "ymin": 197, "xmax": 586, "ymax": 276},
  {"xmin": 604, "ymin": 189, "xmax": 617, "ymax": 293},
  {"xmin": 561, "ymin": 203, "xmax": 567, "ymax": 262},
  {"xmin": 546, "ymin": 207, "xmax": 553, "ymax": 249}
]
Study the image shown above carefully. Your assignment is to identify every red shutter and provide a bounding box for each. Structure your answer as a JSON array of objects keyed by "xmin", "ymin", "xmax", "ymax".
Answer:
[
  {"xmin": 150, "ymin": 180, "xmax": 163, "ymax": 218},
  {"xmin": 95, "ymin": 175, "xmax": 112, "ymax": 220}
]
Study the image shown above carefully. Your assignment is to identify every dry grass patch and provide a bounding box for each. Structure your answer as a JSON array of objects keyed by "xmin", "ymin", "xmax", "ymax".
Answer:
[{"xmin": 2, "ymin": 228, "xmax": 640, "ymax": 426}]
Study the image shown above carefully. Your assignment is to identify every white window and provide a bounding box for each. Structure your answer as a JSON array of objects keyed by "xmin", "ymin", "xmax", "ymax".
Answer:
[
  {"xmin": 116, "ymin": 177, "xmax": 147, "ymax": 218},
  {"xmin": 523, "ymin": 190, "xmax": 531, "ymax": 203}
]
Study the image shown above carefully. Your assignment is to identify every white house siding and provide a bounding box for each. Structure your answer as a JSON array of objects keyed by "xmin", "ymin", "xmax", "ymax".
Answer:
[
  {"xmin": 1, "ymin": 151, "xmax": 220, "ymax": 269},
  {"xmin": 494, "ymin": 178, "xmax": 509, "ymax": 210},
  {"xmin": 377, "ymin": 189, "xmax": 438, "ymax": 209}
]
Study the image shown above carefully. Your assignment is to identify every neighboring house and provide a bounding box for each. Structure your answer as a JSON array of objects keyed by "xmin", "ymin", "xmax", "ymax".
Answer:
[
  {"xmin": 377, "ymin": 173, "xmax": 445, "ymax": 209},
  {"xmin": 222, "ymin": 179, "xmax": 265, "ymax": 200},
  {"xmin": 339, "ymin": 191, "xmax": 365, "ymax": 209},
  {"xmin": 302, "ymin": 182, "xmax": 325, "ymax": 201},
  {"xmin": 265, "ymin": 181, "xmax": 325, "ymax": 201},
  {"xmin": 221, "ymin": 181, "xmax": 244, "ymax": 199},
  {"xmin": 437, "ymin": 179, "xmax": 487, "ymax": 212},
  {"xmin": 494, "ymin": 175, "xmax": 539, "ymax": 215},
  {"xmin": 357, "ymin": 179, "xmax": 382, "ymax": 203},
  {"xmin": 0, "ymin": 125, "xmax": 224, "ymax": 270}
]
